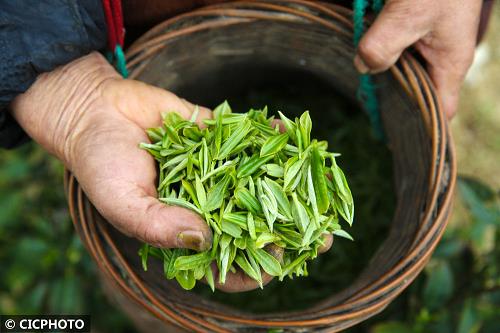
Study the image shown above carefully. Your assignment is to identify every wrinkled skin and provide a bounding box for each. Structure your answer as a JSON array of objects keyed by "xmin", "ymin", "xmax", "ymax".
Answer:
[
  {"xmin": 11, "ymin": 52, "xmax": 332, "ymax": 292},
  {"xmin": 354, "ymin": 0, "xmax": 482, "ymax": 118}
]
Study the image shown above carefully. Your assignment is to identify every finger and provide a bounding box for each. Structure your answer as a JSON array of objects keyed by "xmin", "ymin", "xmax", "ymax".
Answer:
[
  {"xmin": 318, "ymin": 234, "xmax": 334, "ymax": 254},
  {"xmin": 414, "ymin": 1, "xmax": 481, "ymax": 119},
  {"xmin": 426, "ymin": 63, "xmax": 462, "ymax": 119},
  {"xmin": 102, "ymin": 79, "xmax": 212, "ymax": 129},
  {"xmin": 74, "ymin": 115, "xmax": 212, "ymax": 251},
  {"xmin": 355, "ymin": 0, "xmax": 434, "ymax": 74},
  {"xmin": 271, "ymin": 118, "xmax": 286, "ymax": 133},
  {"xmin": 98, "ymin": 179, "xmax": 213, "ymax": 251}
]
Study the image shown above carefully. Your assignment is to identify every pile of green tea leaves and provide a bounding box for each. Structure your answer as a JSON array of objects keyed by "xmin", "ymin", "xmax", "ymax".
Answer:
[{"xmin": 138, "ymin": 101, "xmax": 354, "ymax": 290}]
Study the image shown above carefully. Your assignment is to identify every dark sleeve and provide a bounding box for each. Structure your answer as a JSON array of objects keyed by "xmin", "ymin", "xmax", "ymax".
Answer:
[{"xmin": 0, "ymin": 0, "xmax": 107, "ymax": 149}]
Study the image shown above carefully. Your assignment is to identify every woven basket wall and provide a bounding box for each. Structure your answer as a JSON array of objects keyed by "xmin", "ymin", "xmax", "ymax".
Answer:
[{"xmin": 65, "ymin": 1, "xmax": 457, "ymax": 332}]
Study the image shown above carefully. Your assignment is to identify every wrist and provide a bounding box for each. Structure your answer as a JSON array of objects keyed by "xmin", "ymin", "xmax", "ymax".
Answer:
[{"xmin": 10, "ymin": 52, "xmax": 120, "ymax": 167}]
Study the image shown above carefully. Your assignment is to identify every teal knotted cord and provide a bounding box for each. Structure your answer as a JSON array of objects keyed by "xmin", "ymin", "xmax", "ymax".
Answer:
[
  {"xmin": 372, "ymin": 0, "xmax": 384, "ymax": 13},
  {"xmin": 114, "ymin": 45, "xmax": 129, "ymax": 78},
  {"xmin": 353, "ymin": 0, "xmax": 384, "ymax": 140},
  {"xmin": 106, "ymin": 46, "xmax": 129, "ymax": 78}
]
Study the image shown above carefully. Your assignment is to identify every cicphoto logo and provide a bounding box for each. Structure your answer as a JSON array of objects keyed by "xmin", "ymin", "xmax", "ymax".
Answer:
[{"xmin": 0, "ymin": 315, "xmax": 90, "ymax": 332}]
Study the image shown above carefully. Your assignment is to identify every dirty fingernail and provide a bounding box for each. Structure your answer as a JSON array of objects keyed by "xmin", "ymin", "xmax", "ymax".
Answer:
[
  {"xmin": 177, "ymin": 230, "xmax": 211, "ymax": 251},
  {"xmin": 354, "ymin": 54, "xmax": 370, "ymax": 74}
]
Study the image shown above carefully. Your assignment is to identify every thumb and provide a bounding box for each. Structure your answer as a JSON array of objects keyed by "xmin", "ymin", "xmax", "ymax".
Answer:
[
  {"xmin": 354, "ymin": 0, "xmax": 434, "ymax": 73},
  {"xmin": 102, "ymin": 79, "xmax": 212, "ymax": 129},
  {"xmin": 72, "ymin": 111, "xmax": 213, "ymax": 251},
  {"xmin": 96, "ymin": 177, "xmax": 213, "ymax": 251}
]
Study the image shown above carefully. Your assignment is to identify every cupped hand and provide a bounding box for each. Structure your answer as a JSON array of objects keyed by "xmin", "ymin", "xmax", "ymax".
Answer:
[
  {"xmin": 354, "ymin": 0, "xmax": 483, "ymax": 118},
  {"xmin": 11, "ymin": 52, "xmax": 213, "ymax": 252},
  {"xmin": 10, "ymin": 52, "xmax": 334, "ymax": 292}
]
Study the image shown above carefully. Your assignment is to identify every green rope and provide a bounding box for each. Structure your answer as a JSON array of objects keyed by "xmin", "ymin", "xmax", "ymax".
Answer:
[
  {"xmin": 372, "ymin": 0, "xmax": 384, "ymax": 13},
  {"xmin": 353, "ymin": 0, "xmax": 384, "ymax": 140},
  {"xmin": 105, "ymin": 46, "xmax": 128, "ymax": 78},
  {"xmin": 114, "ymin": 45, "xmax": 129, "ymax": 78},
  {"xmin": 353, "ymin": 0, "xmax": 369, "ymax": 46}
]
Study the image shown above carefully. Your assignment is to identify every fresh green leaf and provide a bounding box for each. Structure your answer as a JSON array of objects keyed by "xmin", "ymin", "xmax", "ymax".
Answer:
[{"xmin": 260, "ymin": 133, "xmax": 289, "ymax": 157}]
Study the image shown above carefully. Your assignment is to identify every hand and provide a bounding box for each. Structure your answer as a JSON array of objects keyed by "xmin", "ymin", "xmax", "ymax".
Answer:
[
  {"xmin": 10, "ymin": 52, "xmax": 333, "ymax": 292},
  {"xmin": 353, "ymin": 0, "xmax": 483, "ymax": 118},
  {"xmin": 11, "ymin": 52, "xmax": 213, "ymax": 251}
]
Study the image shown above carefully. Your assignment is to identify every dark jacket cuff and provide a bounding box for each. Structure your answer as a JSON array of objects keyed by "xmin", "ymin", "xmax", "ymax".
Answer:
[{"xmin": 0, "ymin": 0, "xmax": 107, "ymax": 149}]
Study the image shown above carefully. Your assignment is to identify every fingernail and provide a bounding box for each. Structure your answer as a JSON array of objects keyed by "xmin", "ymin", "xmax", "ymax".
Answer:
[
  {"xmin": 354, "ymin": 54, "xmax": 370, "ymax": 74},
  {"xmin": 177, "ymin": 230, "xmax": 211, "ymax": 251}
]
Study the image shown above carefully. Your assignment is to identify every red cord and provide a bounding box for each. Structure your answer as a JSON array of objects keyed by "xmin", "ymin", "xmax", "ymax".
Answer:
[
  {"xmin": 102, "ymin": 0, "xmax": 125, "ymax": 51},
  {"xmin": 112, "ymin": 0, "xmax": 125, "ymax": 46}
]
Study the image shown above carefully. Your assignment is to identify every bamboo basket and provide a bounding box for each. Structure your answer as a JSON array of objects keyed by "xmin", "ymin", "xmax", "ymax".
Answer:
[{"xmin": 65, "ymin": 1, "xmax": 457, "ymax": 332}]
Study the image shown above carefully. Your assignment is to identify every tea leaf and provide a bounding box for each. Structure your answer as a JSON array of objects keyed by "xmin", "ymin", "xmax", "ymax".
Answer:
[
  {"xmin": 333, "ymin": 229, "xmax": 354, "ymax": 241},
  {"xmin": 249, "ymin": 247, "xmax": 282, "ymax": 277},
  {"xmin": 284, "ymin": 157, "xmax": 304, "ymax": 191},
  {"xmin": 281, "ymin": 253, "xmax": 309, "ymax": 279},
  {"xmin": 277, "ymin": 111, "xmax": 297, "ymax": 143},
  {"xmin": 307, "ymin": 165, "xmax": 319, "ymax": 223},
  {"xmin": 194, "ymin": 175, "xmax": 206, "ymax": 209},
  {"xmin": 235, "ymin": 254, "xmax": 262, "ymax": 287},
  {"xmin": 260, "ymin": 133, "xmax": 289, "ymax": 157},
  {"xmin": 218, "ymin": 247, "xmax": 230, "ymax": 284},
  {"xmin": 247, "ymin": 176, "xmax": 256, "ymax": 196},
  {"xmin": 158, "ymin": 158, "xmax": 188, "ymax": 189},
  {"xmin": 146, "ymin": 128, "xmax": 164, "ymax": 142},
  {"xmin": 160, "ymin": 153, "xmax": 187, "ymax": 168},
  {"xmin": 260, "ymin": 179, "xmax": 278, "ymax": 231},
  {"xmin": 275, "ymin": 228, "xmax": 302, "ymax": 249},
  {"xmin": 333, "ymin": 192, "xmax": 354, "ymax": 226},
  {"xmin": 221, "ymin": 219, "xmax": 243, "ymax": 238},
  {"xmin": 218, "ymin": 119, "xmax": 252, "ymax": 160},
  {"xmin": 159, "ymin": 197, "xmax": 202, "ymax": 215},
  {"xmin": 205, "ymin": 174, "xmax": 231, "ymax": 212},
  {"xmin": 163, "ymin": 249, "xmax": 182, "ymax": 279},
  {"xmin": 311, "ymin": 145, "xmax": 330, "ymax": 214},
  {"xmin": 331, "ymin": 161, "xmax": 353, "ymax": 204},
  {"xmin": 252, "ymin": 120, "xmax": 277, "ymax": 136},
  {"xmin": 213, "ymin": 100, "xmax": 232, "ymax": 118},
  {"xmin": 175, "ymin": 270, "xmax": 196, "ymax": 290},
  {"xmin": 200, "ymin": 138, "xmax": 209, "ymax": 177},
  {"xmin": 261, "ymin": 164, "xmax": 284, "ymax": 178},
  {"xmin": 234, "ymin": 236, "xmax": 247, "ymax": 249},
  {"xmin": 247, "ymin": 212, "xmax": 256, "ymax": 240},
  {"xmin": 255, "ymin": 232, "xmax": 281, "ymax": 248},
  {"xmin": 299, "ymin": 111, "xmax": 312, "ymax": 148},
  {"xmin": 246, "ymin": 248, "xmax": 262, "ymax": 280},
  {"xmin": 201, "ymin": 159, "xmax": 238, "ymax": 182},
  {"xmin": 264, "ymin": 178, "xmax": 292, "ymax": 219},
  {"xmin": 174, "ymin": 252, "xmax": 212, "ymax": 271},
  {"xmin": 223, "ymin": 212, "xmax": 248, "ymax": 230},
  {"xmin": 139, "ymin": 244, "xmax": 150, "ymax": 271},
  {"xmin": 164, "ymin": 125, "xmax": 181, "ymax": 144},
  {"xmin": 292, "ymin": 193, "xmax": 310, "ymax": 233},
  {"xmin": 301, "ymin": 222, "xmax": 318, "ymax": 247},
  {"xmin": 235, "ymin": 187, "xmax": 262, "ymax": 215},
  {"xmin": 237, "ymin": 155, "xmax": 273, "ymax": 178},
  {"xmin": 205, "ymin": 265, "xmax": 215, "ymax": 292}
]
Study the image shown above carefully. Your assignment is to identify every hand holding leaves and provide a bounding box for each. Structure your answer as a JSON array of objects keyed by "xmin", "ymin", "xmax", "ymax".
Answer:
[{"xmin": 140, "ymin": 102, "xmax": 354, "ymax": 292}]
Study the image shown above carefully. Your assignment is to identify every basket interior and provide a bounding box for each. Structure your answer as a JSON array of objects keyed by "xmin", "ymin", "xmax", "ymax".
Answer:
[{"xmin": 107, "ymin": 18, "xmax": 432, "ymax": 316}]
